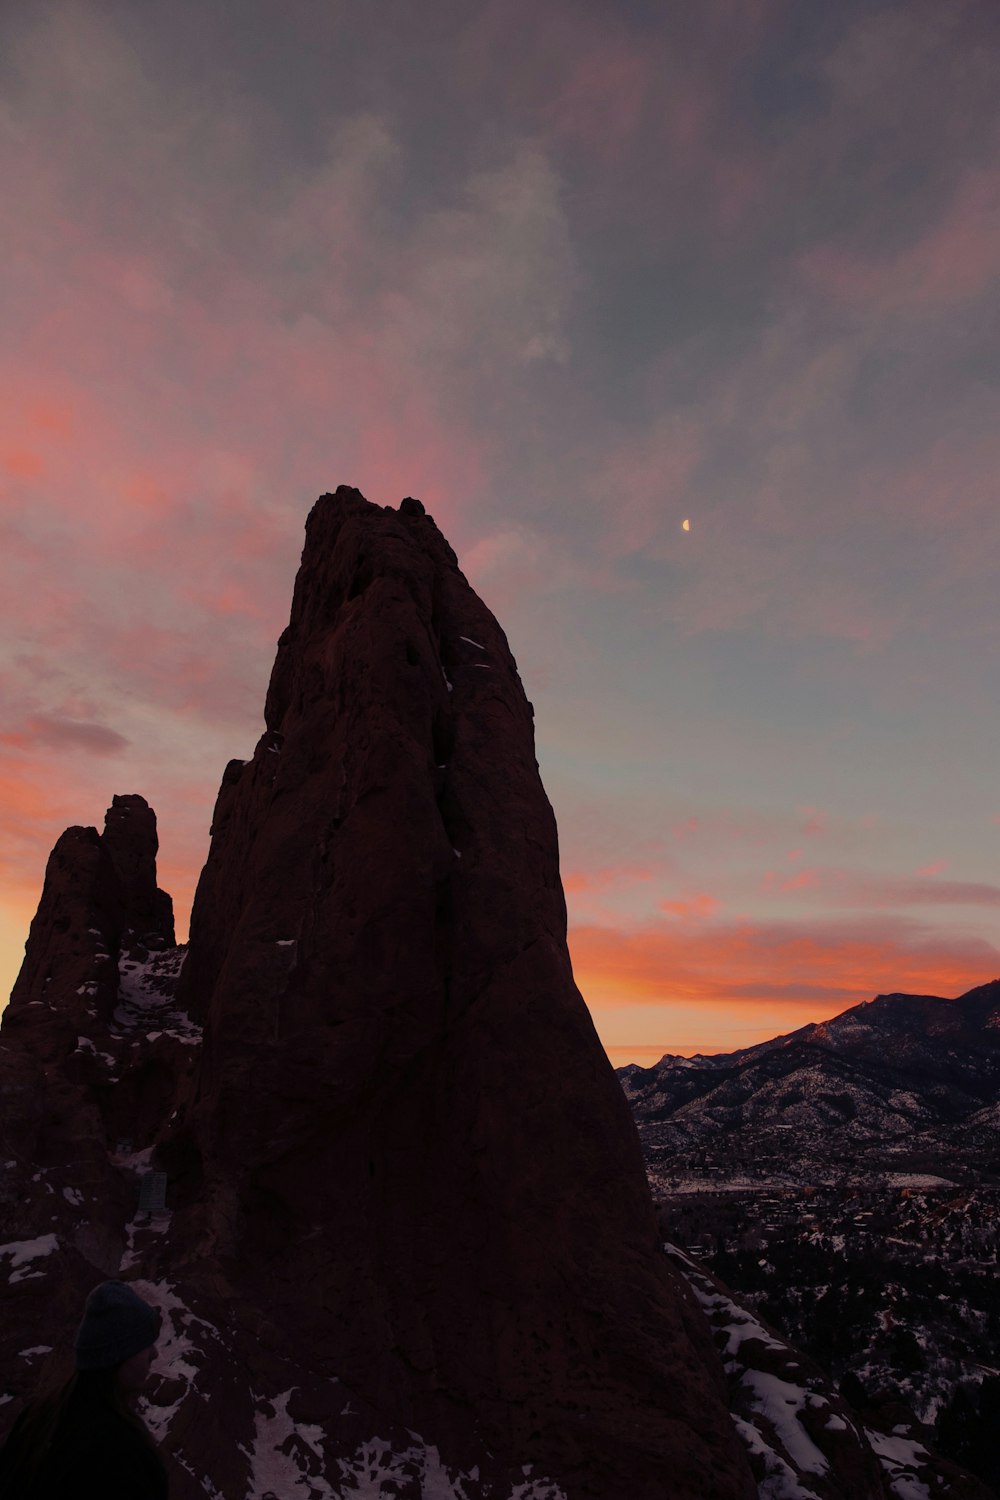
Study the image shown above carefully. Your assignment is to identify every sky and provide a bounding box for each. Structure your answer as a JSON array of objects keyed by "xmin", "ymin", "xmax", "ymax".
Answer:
[{"xmin": 2, "ymin": 0, "xmax": 1000, "ymax": 1066}]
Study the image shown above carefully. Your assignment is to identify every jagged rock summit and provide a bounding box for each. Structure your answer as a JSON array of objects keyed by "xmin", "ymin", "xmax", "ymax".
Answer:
[
  {"xmin": 1, "ymin": 489, "xmax": 754, "ymax": 1499},
  {"xmin": 6, "ymin": 793, "xmax": 176, "ymax": 1059},
  {"xmin": 171, "ymin": 487, "xmax": 753, "ymax": 1496}
]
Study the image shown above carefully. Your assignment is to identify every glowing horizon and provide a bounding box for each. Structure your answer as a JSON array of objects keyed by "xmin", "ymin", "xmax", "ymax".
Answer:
[{"xmin": 2, "ymin": 2, "xmax": 999, "ymax": 1063}]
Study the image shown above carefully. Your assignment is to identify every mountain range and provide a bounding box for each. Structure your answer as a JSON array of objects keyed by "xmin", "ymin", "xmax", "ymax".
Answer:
[
  {"xmin": 620, "ymin": 982, "xmax": 1000, "ymax": 1182},
  {"xmin": 619, "ymin": 984, "xmax": 1000, "ymax": 1496}
]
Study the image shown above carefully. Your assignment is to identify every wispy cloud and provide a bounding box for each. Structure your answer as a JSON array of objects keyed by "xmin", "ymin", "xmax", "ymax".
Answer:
[
  {"xmin": 763, "ymin": 866, "xmax": 1000, "ymax": 910},
  {"xmin": 0, "ymin": 714, "xmax": 129, "ymax": 755},
  {"xmin": 571, "ymin": 911, "xmax": 999, "ymax": 1014}
]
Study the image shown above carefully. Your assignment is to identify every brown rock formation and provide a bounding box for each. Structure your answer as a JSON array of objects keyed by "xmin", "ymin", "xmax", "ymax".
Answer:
[
  {"xmin": 102, "ymin": 794, "xmax": 176, "ymax": 954},
  {"xmin": 0, "ymin": 800, "xmax": 189, "ymax": 1419},
  {"xmin": 7, "ymin": 824, "xmax": 123, "ymax": 1042},
  {"xmin": 7, "ymin": 794, "xmax": 174, "ymax": 1042},
  {"xmin": 173, "ymin": 487, "xmax": 754, "ymax": 1498}
]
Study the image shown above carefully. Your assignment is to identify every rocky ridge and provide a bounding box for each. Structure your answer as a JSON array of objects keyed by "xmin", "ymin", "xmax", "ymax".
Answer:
[{"xmin": 620, "ymin": 983, "xmax": 1000, "ymax": 1179}]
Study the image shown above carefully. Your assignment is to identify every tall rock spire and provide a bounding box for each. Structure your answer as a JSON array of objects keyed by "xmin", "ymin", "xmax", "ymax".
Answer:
[
  {"xmin": 7, "ymin": 793, "xmax": 174, "ymax": 1040},
  {"xmin": 176, "ymin": 488, "xmax": 754, "ymax": 1499},
  {"xmin": 102, "ymin": 793, "xmax": 176, "ymax": 954}
]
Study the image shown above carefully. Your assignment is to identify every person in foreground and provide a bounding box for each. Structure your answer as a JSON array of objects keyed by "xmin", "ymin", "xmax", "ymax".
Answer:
[{"xmin": 0, "ymin": 1279, "xmax": 168, "ymax": 1499}]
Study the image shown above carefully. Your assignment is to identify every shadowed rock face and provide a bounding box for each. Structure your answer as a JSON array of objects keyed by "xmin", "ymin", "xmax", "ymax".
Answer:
[
  {"xmin": 7, "ymin": 795, "xmax": 174, "ymax": 1045},
  {"xmin": 7, "ymin": 825, "xmax": 123, "ymax": 1042},
  {"xmin": 174, "ymin": 488, "xmax": 754, "ymax": 1498},
  {"xmin": 102, "ymin": 794, "xmax": 176, "ymax": 954},
  {"xmin": 0, "ymin": 800, "xmax": 187, "ymax": 1396}
]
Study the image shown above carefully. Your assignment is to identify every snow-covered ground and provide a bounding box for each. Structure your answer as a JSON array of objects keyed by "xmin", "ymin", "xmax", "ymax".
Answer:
[
  {"xmin": 667, "ymin": 1243, "xmax": 943, "ymax": 1500},
  {"xmin": 113, "ymin": 948, "xmax": 201, "ymax": 1044},
  {"xmin": 127, "ymin": 1276, "xmax": 569, "ymax": 1500},
  {"xmin": 0, "ymin": 1234, "xmax": 59, "ymax": 1285},
  {"xmin": 865, "ymin": 1430, "xmax": 935, "ymax": 1500}
]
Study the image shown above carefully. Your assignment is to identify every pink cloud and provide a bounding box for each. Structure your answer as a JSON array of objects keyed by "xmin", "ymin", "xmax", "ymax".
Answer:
[
  {"xmin": 799, "ymin": 166, "xmax": 1000, "ymax": 312},
  {"xmin": 543, "ymin": 38, "xmax": 651, "ymax": 160},
  {"xmin": 0, "ymin": 6, "xmax": 594, "ymax": 1014},
  {"xmin": 0, "ymin": 714, "xmax": 129, "ymax": 755},
  {"xmin": 180, "ymin": 580, "xmax": 272, "ymax": 623},
  {"xmin": 0, "ymin": 142, "xmax": 522, "ymax": 740},
  {"xmin": 458, "ymin": 1, "xmax": 653, "ymax": 165}
]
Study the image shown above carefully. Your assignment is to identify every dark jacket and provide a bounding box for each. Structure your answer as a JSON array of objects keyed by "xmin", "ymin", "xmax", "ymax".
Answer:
[{"xmin": 0, "ymin": 1391, "xmax": 168, "ymax": 1500}]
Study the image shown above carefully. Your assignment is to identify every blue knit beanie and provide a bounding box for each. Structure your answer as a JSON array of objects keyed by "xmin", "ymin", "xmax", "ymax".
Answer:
[{"xmin": 74, "ymin": 1281, "xmax": 162, "ymax": 1371}]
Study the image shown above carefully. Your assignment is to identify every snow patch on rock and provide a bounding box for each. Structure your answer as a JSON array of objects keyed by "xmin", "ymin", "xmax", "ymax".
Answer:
[{"xmin": 1, "ymin": 1233, "xmax": 59, "ymax": 1282}]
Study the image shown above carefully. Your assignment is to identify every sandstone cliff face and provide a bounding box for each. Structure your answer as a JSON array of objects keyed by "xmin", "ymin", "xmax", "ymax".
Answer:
[
  {"xmin": 173, "ymin": 488, "xmax": 753, "ymax": 1498},
  {"xmin": 7, "ymin": 824, "xmax": 123, "ymax": 1043},
  {"xmin": 102, "ymin": 794, "xmax": 176, "ymax": 956},
  {"xmin": 6, "ymin": 795, "xmax": 175, "ymax": 1049},
  {"xmin": 0, "ymin": 798, "xmax": 191, "ymax": 1409}
]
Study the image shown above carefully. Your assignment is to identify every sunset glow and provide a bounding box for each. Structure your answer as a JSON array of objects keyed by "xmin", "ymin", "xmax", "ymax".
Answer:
[{"xmin": 2, "ymin": 2, "xmax": 999, "ymax": 1062}]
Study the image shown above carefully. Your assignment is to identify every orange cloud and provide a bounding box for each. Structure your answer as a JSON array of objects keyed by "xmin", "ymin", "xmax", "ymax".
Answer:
[
  {"xmin": 123, "ymin": 473, "xmax": 172, "ymax": 514},
  {"xmin": 570, "ymin": 913, "xmax": 1000, "ymax": 1015},
  {"xmin": 0, "ymin": 755, "xmax": 86, "ymax": 950},
  {"xmin": 0, "ymin": 767, "xmax": 75, "ymax": 836},
  {"xmin": 765, "ymin": 865, "xmax": 1000, "ymax": 911},
  {"xmin": 563, "ymin": 863, "xmax": 656, "ymax": 895},
  {"xmin": 24, "ymin": 397, "xmax": 75, "ymax": 436},
  {"xmin": 660, "ymin": 893, "xmax": 719, "ymax": 919},
  {"xmin": 1, "ymin": 447, "xmax": 45, "ymax": 478}
]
